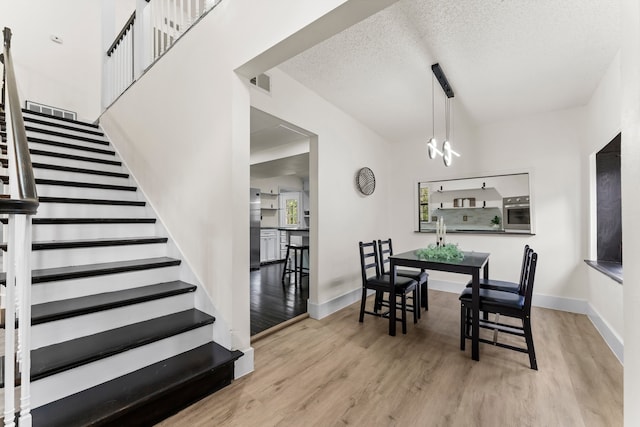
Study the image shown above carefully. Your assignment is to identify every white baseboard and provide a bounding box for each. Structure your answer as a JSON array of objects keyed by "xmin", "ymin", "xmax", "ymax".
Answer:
[
  {"xmin": 586, "ymin": 306, "xmax": 624, "ymax": 364},
  {"xmin": 234, "ymin": 346, "xmax": 254, "ymax": 378},
  {"xmin": 310, "ymin": 280, "xmax": 623, "ymax": 364},
  {"xmin": 308, "ymin": 288, "xmax": 363, "ymax": 319}
]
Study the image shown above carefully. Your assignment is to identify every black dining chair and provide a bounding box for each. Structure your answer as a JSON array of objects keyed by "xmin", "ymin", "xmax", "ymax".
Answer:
[
  {"xmin": 459, "ymin": 250, "xmax": 538, "ymax": 369},
  {"xmin": 358, "ymin": 241, "xmax": 418, "ymax": 334},
  {"xmin": 465, "ymin": 245, "xmax": 533, "ymax": 294},
  {"xmin": 377, "ymin": 238, "xmax": 429, "ymax": 313}
]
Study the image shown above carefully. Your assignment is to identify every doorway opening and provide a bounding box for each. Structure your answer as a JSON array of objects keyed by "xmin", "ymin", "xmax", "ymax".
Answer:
[{"xmin": 249, "ymin": 108, "xmax": 312, "ymax": 337}]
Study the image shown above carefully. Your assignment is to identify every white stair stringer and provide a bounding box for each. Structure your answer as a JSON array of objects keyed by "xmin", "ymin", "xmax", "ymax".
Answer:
[
  {"xmin": 31, "ymin": 292, "xmax": 195, "ymax": 349},
  {"xmin": 29, "ymin": 326, "xmax": 214, "ymax": 410}
]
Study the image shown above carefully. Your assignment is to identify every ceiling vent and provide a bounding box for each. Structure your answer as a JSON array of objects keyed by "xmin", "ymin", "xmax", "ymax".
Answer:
[
  {"xmin": 250, "ymin": 73, "xmax": 271, "ymax": 93},
  {"xmin": 25, "ymin": 101, "xmax": 76, "ymax": 120}
]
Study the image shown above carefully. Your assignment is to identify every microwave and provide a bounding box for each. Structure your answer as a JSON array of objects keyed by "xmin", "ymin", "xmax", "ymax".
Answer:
[{"xmin": 503, "ymin": 196, "xmax": 530, "ymax": 230}]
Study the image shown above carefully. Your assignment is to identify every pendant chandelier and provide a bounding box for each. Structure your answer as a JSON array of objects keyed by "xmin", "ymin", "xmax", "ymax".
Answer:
[{"xmin": 427, "ymin": 63, "xmax": 460, "ymax": 167}]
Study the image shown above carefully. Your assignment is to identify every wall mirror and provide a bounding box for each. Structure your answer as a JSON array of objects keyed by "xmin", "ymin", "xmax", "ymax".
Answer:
[{"xmin": 417, "ymin": 172, "xmax": 533, "ymax": 234}]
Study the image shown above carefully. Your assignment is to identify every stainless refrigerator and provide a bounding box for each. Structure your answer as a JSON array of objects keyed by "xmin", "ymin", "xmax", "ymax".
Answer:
[{"xmin": 250, "ymin": 188, "xmax": 261, "ymax": 269}]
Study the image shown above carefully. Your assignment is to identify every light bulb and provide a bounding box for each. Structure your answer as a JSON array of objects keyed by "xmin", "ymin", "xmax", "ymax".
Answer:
[{"xmin": 427, "ymin": 137, "xmax": 441, "ymax": 159}]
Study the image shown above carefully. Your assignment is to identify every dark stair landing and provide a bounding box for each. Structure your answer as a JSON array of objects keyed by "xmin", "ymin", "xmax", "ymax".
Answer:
[{"xmin": 30, "ymin": 342, "xmax": 243, "ymax": 427}]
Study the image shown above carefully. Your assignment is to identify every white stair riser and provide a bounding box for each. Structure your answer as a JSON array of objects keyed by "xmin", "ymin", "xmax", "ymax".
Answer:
[
  {"xmin": 25, "ymin": 123, "xmax": 106, "ymax": 141},
  {"xmin": 36, "ymin": 184, "xmax": 140, "ymax": 201},
  {"xmin": 32, "ymin": 292, "xmax": 195, "ymax": 348},
  {"xmin": 32, "ymin": 265, "xmax": 182, "ymax": 304},
  {"xmin": 29, "ymin": 326, "xmax": 213, "ymax": 409},
  {"xmin": 32, "ymin": 223, "xmax": 157, "ymax": 241},
  {"xmin": 34, "ymin": 168, "xmax": 134, "ymax": 187},
  {"xmin": 30, "ymin": 243, "xmax": 168, "ymax": 269},
  {"xmin": 31, "ymin": 154, "xmax": 124, "ymax": 174},
  {"xmin": 36, "ymin": 202, "xmax": 149, "ymax": 218}
]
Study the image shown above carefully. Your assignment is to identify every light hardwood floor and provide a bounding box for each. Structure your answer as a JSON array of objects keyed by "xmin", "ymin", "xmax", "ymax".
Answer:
[{"xmin": 159, "ymin": 290, "xmax": 623, "ymax": 427}]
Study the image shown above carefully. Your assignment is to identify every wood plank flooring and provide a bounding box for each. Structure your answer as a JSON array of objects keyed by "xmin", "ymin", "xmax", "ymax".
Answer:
[
  {"xmin": 250, "ymin": 262, "xmax": 308, "ymax": 336},
  {"xmin": 159, "ymin": 289, "xmax": 622, "ymax": 427}
]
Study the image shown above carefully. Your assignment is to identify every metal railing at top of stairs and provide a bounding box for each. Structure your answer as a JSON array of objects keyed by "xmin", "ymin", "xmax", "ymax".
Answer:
[
  {"xmin": 104, "ymin": 0, "xmax": 222, "ymax": 107},
  {"xmin": 1, "ymin": 26, "xmax": 38, "ymax": 427}
]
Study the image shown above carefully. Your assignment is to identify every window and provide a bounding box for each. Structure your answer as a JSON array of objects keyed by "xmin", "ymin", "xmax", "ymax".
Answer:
[
  {"xmin": 419, "ymin": 186, "xmax": 430, "ymax": 222},
  {"xmin": 595, "ymin": 133, "xmax": 622, "ymax": 264},
  {"xmin": 586, "ymin": 133, "xmax": 622, "ymax": 283},
  {"xmin": 280, "ymin": 192, "xmax": 300, "ymax": 227}
]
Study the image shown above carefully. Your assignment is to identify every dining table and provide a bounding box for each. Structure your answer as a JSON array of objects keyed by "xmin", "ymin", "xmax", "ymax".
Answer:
[{"xmin": 389, "ymin": 249, "xmax": 491, "ymax": 361}]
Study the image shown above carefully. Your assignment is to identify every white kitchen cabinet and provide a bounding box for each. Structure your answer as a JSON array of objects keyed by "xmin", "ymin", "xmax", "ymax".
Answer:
[
  {"xmin": 280, "ymin": 231, "xmax": 289, "ymax": 260},
  {"xmin": 260, "ymin": 229, "xmax": 280, "ymax": 263}
]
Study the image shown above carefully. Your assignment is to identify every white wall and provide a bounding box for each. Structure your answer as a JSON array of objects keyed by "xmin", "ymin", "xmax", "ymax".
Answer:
[
  {"xmin": 621, "ymin": 0, "xmax": 640, "ymax": 424},
  {"xmin": 0, "ymin": 0, "xmax": 104, "ymax": 121}
]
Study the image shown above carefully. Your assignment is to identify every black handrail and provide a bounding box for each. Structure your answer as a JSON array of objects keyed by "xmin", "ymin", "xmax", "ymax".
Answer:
[
  {"xmin": 107, "ymin": 11, "xmax": 136, "ymax": 57},
  {"xmin": 1, "ymin": 27, "xmax": 39, "ymax": 214}
]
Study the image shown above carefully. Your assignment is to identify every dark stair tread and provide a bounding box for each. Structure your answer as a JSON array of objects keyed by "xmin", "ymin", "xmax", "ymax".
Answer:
[
  {"xmin": 0, "ymin": 236, "xmax": 168, "ymax": 251},
  {"xmin": 29, "ymin": 148, "xmax": 121, "ymax": 166},
  {"xmin": 32, "ymin": 281, "xmax": 196, "ymax": 325},
  {"xmin": 30, "ymin": 342, "xmax": 242, "ymax": 427},
  {"xmin": 1, "ymin": 108, "xmax": 100, "ymax": 129},
  {"xmin": 27, "ymin": 135, "xmax": 116, "ymax": 155},
  {"xmin": 0, "ymin": 217, "xmax": 156, "ymax": 225},
  {"xmin": 0, "ymin": 257, "xmax": 181, "ymax": 285},
  {"xmin": 0, "ymin": 309, "xmax": 216, "ymax": 386},
  {"xmin": 32, "ymin": 162, "xmax": 129, "ymax": 178},
  {"xmin": 35, "ymin": 178, "xmax": 137, "ymax": 191},
  {"xmin": 39, "ymin": 196, "xmax": 144, "ymax": 206},
  {"xmin": 0, "ymin": 177, "xmax": 136, "ymax": 191},
  {"xmin": 20, "ymin": 115, "xmax": 104, "ymax": 136},
  {"xmin": 25, "ymin": 125, "xmax": 108, "ymax": 145}
]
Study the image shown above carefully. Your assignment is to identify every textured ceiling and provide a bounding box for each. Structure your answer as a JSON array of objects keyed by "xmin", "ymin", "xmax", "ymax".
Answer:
[{"xmin": 279, "ymin": 0, "xmax": 620, "ymax": 142}]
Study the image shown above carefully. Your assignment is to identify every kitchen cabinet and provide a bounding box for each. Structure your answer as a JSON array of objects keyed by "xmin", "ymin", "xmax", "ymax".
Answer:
[{"xmin": 260, "ymin": 229, "xmax": 280, "ymax": 263}]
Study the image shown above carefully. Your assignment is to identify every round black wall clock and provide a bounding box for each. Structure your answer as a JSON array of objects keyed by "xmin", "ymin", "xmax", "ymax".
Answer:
[{"xmin": 356, "ymin": 167, "xmax": 376, "ymax": 195}]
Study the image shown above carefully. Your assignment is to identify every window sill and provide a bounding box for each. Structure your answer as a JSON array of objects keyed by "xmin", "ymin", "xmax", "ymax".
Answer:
[{"xmin": 584, "ymin": 260, "xmax": 623, "ymax": 284}]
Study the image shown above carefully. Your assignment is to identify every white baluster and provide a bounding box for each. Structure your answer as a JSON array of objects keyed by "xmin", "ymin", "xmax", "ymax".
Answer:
[
  {"xmin": 4, "ymin": 216, "xmax": 16, "ymax": 427},
  {"xmin": 17, "ymin": 214, "xmax": 33, "ymax": 427}
]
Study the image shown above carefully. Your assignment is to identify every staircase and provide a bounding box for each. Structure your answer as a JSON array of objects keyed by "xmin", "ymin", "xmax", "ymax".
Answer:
[{"xmin": 0, "ymin": 108, "xmax": 242, "ymax": 426}]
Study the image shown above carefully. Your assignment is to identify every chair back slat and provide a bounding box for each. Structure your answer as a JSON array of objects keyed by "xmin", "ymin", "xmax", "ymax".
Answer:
[
  {"xmin": 518, "ymin": 245, "xmax": 531, "ymax": 288},
  {"xmin": 359, "ymin": 241, "xmax": 381, "ymax": 284},
  {"xmin": 377, "ymin": 238, "xmax": 393, "ymax": 274},
  {"xmin": 522, "ymin": 251, "xmax": 538, "ymax": 312}
]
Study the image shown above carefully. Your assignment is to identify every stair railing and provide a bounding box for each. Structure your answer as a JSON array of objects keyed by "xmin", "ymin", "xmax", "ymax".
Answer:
[
  {"xmin": 104, "ymin": 0, "xmax": 222, "ymax": 107},
  {"xmin": 1, "ymin": 26, "xmax": 39, "ymax": 427}
]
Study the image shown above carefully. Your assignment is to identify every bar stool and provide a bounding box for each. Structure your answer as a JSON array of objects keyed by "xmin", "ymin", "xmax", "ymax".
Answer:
[{"xmin": 281, "ymin": 244, "xmax": 309, "ymax": 287}]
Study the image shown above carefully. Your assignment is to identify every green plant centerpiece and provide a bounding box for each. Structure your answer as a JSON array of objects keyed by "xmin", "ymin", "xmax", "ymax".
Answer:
[
  {"xmin": 416, "ymin": 243, "xmax": 464, "ymax": 262},
  {"xmin": 491, "ymin": 215, "xmax": 501, "ymax": 228}
]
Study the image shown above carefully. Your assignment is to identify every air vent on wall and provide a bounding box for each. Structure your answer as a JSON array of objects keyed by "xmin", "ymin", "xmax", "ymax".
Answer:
[
  {"xmin": 249, "ymin": 73, "xmax": 271, "ymax": 93},
  {"xmin": 25, "ymin": 101, "xmax": 77, "ymax": 120}
]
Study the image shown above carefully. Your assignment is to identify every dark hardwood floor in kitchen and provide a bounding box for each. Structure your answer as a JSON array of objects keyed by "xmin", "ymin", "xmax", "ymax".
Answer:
[{"xmin": 250, "ymin": 262, "xmax": 308, "ymax": 336}]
